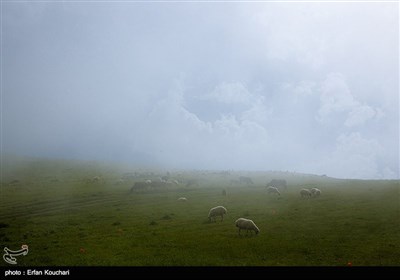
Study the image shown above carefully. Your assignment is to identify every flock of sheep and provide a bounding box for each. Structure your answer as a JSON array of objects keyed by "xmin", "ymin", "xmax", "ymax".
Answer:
[
  {"xmin": 118, "ymin": 174, "xmax": 322, "ymax": 237},
  {"xmin": 266, "ymin": 185, "xmax": 322, "ymax": 198},
  {"xmin": 207, "ymin": 205, "xmax": 260, "ymax": 235},
  {"xmin": 300, "ymin": 187, "xmax": 322, "ymax": 198},
  {"xmin": 205, "ymin": 182, "xmax": 322, "ymax": 237},
  {"xmin": 176, "ymin": 200, "xmax": 260, "ymax": 236}
]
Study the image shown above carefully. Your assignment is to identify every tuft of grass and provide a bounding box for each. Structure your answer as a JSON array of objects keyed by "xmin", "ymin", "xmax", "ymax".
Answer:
[{"xmin": 0, "ymin": 223, "xmax": 9, "ymax": 228}]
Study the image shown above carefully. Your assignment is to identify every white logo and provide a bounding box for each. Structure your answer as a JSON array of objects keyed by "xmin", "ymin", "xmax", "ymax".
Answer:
[{"xmin": 3, "ymin": 245, "xmax": 29, "ymax": 265}]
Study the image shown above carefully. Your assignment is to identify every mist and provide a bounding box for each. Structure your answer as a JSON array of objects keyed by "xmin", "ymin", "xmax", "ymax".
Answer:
[{"xmin": 2, "ymin": 1, "xmax": 398, "ymax": 179}]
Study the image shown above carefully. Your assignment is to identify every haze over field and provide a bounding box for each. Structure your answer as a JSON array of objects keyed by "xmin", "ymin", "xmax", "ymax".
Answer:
[{"xmin": 2, "ymin": 1, "xmax": 399, "ymax": 179}]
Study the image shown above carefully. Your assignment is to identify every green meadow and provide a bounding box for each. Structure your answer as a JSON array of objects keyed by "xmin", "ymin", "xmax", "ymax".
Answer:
[{"xmin": 1, "ymin": 156, "xmax": 399, "ymax": 266}]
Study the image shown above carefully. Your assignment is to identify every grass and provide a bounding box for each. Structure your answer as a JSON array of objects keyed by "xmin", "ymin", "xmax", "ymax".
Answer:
[{"xmin": 0, "ymin": 156, "xmax": 399, "ymax": 266}]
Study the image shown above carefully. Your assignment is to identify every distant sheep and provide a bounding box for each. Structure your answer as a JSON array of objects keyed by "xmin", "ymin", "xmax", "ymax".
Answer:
[
  {"xmin": 161, "ymin": 175, "xmax": 169, "ymax": 182},
  {"xmin": 267, "ymin": 179, "xmax": 287, "ymax": 191},
  {"xmin": 185, "ymin": 179, "xmax": 199, "ymax": 188},
  {"xmin": 208, "ymin": 206, "xmax": 227, "ymax": 222},
  {"xmin": 266, "ymin": 186, "xmax": 281, "ymax": 195},
  {"xmin": 9, "ymin": 179, "xmax": 20, "ymax": 185},
  {"xmin": 239, "ymin": 176, "xmax": 254, "ymax": 185},
  {"xmin": 149, "ymin": 181, "xmax": 168, "ymax": 189},
  {"xmin": 158, "ymin": 177, "xmax": 166, "ymax": 183},
  {"xmin": 300, "ymin": 188, "xmax": 312, "ymax": 198},
  {"xmin": 115, "ymin": 179, "xmax": 124, "ymax": 185},
  {"xmin": 172, "ymin": 179, "xmax": 180, "ymax": 185},
  {"xmin": 310, "ymin": 188, "xmax": 321, "ymax": 197},
  {"xmin": 178, "ymin": 197, "xmax": 187, "ymax": 202},
  {"xmin": 130, "ymin": 182, "xmax": 148, "ymax": 193},
  {"xmin": 145, "ymin": 179, "xmax": 152, "ymax": 184},
  {"xmin": 92, "ymin": 176, "xmax": 101, "ymax": 182},
  {"xmin": 235, "ymin": 218, "xmax": 260, "ymax": 235}
]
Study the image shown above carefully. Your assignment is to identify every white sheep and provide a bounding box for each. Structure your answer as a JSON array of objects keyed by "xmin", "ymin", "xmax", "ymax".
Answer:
[
  {"xmin": 92, "ymin": 176, "xmax": 101, "ymax": 182},
  {"xmin": 235, "ymin": 218, "xmax": 260, "ymax": 235},
  {"xmin": 310, "ymin": 188, "xmax": 321, "ymax": 197},
  {"xmin": 177, "ymin": 197, "xmax": 187, "ymax": 202},
  {"xmin": 300, "ymin": 188, "xmax": 312, "ymax": 198},
  {"xmin": 172, "ymin": 179, "xmax": 180, "ymax": 185},
  {"xmin": 266, "ymin": 186, "xmax": 281, "ymax": 195},
  {"xmin": 114, "ymin": 178, "xmax": 124, "ymax": 185},
  {"xmin": 208, "ymin": 206, "xmax": 227, "ymax": 222},
  {"xmin": 145, "ymin": 179, "xmax": 152, "ymax": 184}
]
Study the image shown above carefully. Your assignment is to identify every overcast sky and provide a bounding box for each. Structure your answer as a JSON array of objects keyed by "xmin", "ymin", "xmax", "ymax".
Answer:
[{"xmin": 2, "ymin": 1, "xmax": 398, "ymax": 179}]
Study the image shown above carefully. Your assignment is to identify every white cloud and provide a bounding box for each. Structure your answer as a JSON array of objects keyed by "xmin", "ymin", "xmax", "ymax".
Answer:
[
  {"xmin": 344, "ymin": 104, "xmax": 377, "ymax": 127},
  {"xmin": 315, "ymin": 132, "xmax": 385, "ymax": 179},
  {"xmin": 240, "ymin": 96, "xmax": 271, "ymax": 124},
  {"xmin": 317, "ymin": 73, "xmax": 383, "ymax": 128},
  {"xmin": 205, "ymin": 82, "xmax": 253, "ymax": 105},
  {"xmin": 382, "ymin": 167, "xmax": 398, "ymax": 180},
  {"xmin": 292, "ymin": 81, "xmax": 317, "ymax": 98},
  {"xmin": 336, "ymin": 132, "xmax": 383, "ymax": 157},
  {"xmin": 135, "ymin": 79, "xmax": 273, "ymax": 170},
  {"xmin": 248, "ymin": 4, "xmax": 330, "ymax": 68},
  {"xmin": 3, "ymin": 3, "xmax": 397, "ymax": 179},
  {"xmin": 282, "ymin": 81, "xmax": 318, "ymax": 108},
  {"xmin": 318, "ymin": 73, "xmax": 357, "ymax": 118}
]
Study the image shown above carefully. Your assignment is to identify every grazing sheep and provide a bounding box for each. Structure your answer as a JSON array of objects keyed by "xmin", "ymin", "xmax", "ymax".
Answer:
[
  {"xmin": 208, "ymin": 206, "xmax": 227, "ymax": 222},
  {"xmin": 172, "ymin": 179, "xmax": 180, "ymax": 185},
  {"xmin": 185, "ymin": 179, "xmax": 199, "ymax": 188},
  {"xmin": 130, "ymin": 182, "xmax": 148, "ymax": 193},
  {"xmin": 115, "ymin": 179, "xmax": 124, "ymax": 185},
  {"xmin": 145, "ymin": 179, "xmax": 152, "ymax": 184},
  {"xmin": 239, "ymin": 176, "xmax": 254, "ymax": 185},
  {"xmin": 161, "ymin": 175, "xmax": 169, "ymax": 182},
  {"xmin": 266, "ymin": 186, "xmax": 281, "ymax": 195},
  {"xmin": 300, "ymin": 188, "xmax": 312, "ymax": 198},
  {"xmin": 235, "ymin": 218, "xmax": 260, "ymax": 235},
  {"xmin": 267, "ymin": 179, "xmax": 288, "ymax": 191},
  {"xmin": 178, "ymin": 197, "xmax": 187, "ymax": 202},
  {"xmin": 149, "ymin": 181, "xmax": 168, "ymax": 190},
  {"xmin": 310, "ymin": 188, "xmax": 321, "ymax": 197},
  {"xmin": 92, "ymin": 176, "xmax": 101, "ymax": 182},
  {"xmin": 9, "ymin": 179, "xmax": 20, "ymax": 185}
]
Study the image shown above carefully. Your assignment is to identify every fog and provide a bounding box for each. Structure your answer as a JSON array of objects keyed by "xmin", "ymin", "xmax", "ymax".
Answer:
[{"xmin": 2, "ymin": 1, "xmax": 398, "ymax": 179}]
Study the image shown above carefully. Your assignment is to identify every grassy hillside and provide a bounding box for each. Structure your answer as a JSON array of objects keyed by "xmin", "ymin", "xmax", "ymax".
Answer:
[{"xmin": 1, "ymin": 156, "xmax": 399, "ymax": 266}]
